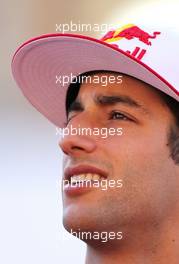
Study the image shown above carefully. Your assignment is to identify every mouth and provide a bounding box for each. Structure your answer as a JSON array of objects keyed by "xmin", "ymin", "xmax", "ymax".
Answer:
[
  {"xmin": 63, "ymin": 165, "xmax": 108, "ymax": 195},
  {"xmin": 70, "ymin": 173, "xmax": 106, "ymax": 183}
]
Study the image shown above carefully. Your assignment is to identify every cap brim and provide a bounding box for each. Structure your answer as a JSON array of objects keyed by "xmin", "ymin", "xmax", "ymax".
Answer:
[{"xmin": 12, "ymin": 33, "xmax": 179, "ymax": 127}]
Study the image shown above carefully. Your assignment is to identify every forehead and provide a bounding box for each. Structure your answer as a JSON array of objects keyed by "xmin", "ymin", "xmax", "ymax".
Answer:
[{"xmin": 76, "ymin": 72, "xmax": 163, "ymax": 106}]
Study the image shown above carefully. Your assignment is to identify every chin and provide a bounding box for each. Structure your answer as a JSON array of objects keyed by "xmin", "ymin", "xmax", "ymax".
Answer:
[
  {"xmin": 63, "ymin": 208, "xmax": 91, "ymax": 232},
  {"xmin": 62, "ymin": 205, "xmax": 103, "ymax": 235}
]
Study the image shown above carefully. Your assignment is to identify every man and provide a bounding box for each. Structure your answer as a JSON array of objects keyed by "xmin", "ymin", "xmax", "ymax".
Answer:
[{"xmin": 12, "ymin": 23, "xmax": 179, "ymax": 263}]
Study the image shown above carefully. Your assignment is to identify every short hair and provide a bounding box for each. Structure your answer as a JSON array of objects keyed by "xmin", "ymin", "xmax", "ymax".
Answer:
[
  {"xmin": 160, "ymin": 93, "xmax": 179, "ymax": 127},
  {"xmin": 160, "ymin": 93, "xmax": 179, "ymax": 164},
  {"xmin": 66, "ymin": 71, "xmax": 179, "ymax": 164}
]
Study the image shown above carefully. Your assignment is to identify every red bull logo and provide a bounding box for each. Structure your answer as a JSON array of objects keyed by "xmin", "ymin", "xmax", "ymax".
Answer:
[
  {"xmin": 101, "ymin": 24, "xmax": 161, "ymax": 45},
  {"xmin": 101, "ymin": 24, "xmax": 161, "ymax": 61}
]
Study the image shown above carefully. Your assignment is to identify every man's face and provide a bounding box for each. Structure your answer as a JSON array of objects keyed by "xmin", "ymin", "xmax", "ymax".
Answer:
[{"xmin": 59, "ymin": 73, "xmax": 178, "ymax": 238}]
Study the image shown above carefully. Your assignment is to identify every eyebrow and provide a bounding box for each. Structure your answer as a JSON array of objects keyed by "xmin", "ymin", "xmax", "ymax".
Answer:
[
  {"xmin": 96, "ymin": 95, "xmax": 141, "ymax": 107},
  {"xmin": 67, "ymin": 101, "xmax": 84, "ymax": 115},
  {"xmin": 67, "ymin": 95, "xmax": 149, "ymax": 116}
]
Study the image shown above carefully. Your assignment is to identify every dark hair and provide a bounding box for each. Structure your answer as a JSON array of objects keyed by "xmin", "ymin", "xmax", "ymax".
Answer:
[
  {"xmin": 160, "ymin": 93, "xmax": 179, "ymax": 127},
  {"xmin": 66, "ymin": 71, "xmax": 179, "ymax": 164},
  {"xmin": 160, "ymin": 93, "xmax": 179, "ymax": 164}
]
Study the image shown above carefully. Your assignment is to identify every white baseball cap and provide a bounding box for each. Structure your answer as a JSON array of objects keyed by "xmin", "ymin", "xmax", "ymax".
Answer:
[{"xmin": 11, "ymin": 23, "xmax": 179, "ymax": 127}]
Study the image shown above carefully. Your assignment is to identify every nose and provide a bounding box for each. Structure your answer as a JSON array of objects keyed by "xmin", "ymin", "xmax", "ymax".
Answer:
[{"xmin": 59, "ymin": 116, "xmax": 97, "ymax": 156}]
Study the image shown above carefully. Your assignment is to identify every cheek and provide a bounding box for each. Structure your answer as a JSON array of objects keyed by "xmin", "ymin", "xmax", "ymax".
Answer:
[
  {"xmin": 101, "ymin": 132, "xmax": 171, "ymax": 205},
  {"xmin": 103, "ymin": 125, "xmax": 167, "ymax": 163}
]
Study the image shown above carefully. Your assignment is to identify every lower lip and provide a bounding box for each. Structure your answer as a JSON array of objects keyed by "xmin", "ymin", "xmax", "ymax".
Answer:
[{"xmin": 63, "ymin": 181, "xmax": 100, "ymax": 196}]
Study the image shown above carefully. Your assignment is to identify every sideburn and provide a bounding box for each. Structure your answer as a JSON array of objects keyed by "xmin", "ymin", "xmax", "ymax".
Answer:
[{"xmin": 167, "ymin": 125, "xmax": 179, "ymax": 165}]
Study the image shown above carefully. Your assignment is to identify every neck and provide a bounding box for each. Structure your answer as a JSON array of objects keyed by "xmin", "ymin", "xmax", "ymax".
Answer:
[{"xmin": 85, "ymin": 213, "xmax": 179, "ymax": 264}]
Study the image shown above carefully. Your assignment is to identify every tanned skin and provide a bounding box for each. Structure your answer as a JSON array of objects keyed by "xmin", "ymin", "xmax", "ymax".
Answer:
[{"xmin": 59, "ymin": 73, "xmax": 179, "ymax": 264}]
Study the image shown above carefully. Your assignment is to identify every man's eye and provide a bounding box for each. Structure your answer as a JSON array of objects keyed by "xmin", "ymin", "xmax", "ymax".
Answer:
[{"xmin": 109, "ymin": 111, "xmax": 130, "ymax": 121}]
